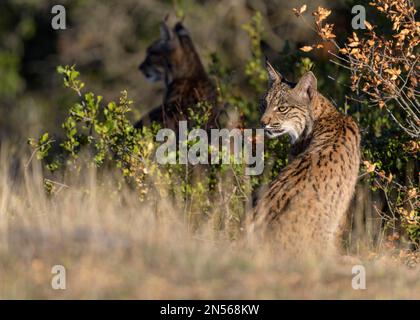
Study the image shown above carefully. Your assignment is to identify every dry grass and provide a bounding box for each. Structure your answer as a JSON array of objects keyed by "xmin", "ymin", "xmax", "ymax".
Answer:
[{"xmin": 0, "ymin": 146, "xmax": 418, "ymax": 299}]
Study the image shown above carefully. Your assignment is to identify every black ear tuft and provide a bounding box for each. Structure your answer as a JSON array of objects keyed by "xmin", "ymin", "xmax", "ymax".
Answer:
[
  {"xmin": 265, "ymin": 60, "xmax": 282, "ymax": 85},
  {"xmin": 160, "ymin": 20, "xmax": 173, "ymax": 41}
]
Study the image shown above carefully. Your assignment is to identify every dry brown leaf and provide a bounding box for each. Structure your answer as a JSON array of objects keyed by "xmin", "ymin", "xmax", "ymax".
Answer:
[
  {"xmin": 300, "ymin": 46, "xmax": 313, "ymax": 52},
  {"xmin": 339, "ymin": 47, "xmax": 348, "ymax": 54},
  {"xmin": 293, "ymin": 4, "xmax": 307, "ymax": 17},
  {"xmin": 364, "ymin": 20, "xmax": 373, "ymax": 30},
  {"xmin": 363, "ymin": 160, "xmax": 376, "ymax": 173},
  {"xmin": 313, "ymin": 7, "xmax": 331, "ymax": 22}
]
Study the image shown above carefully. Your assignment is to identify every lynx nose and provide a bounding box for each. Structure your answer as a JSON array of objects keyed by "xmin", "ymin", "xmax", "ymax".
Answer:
[{"xmin": 261, "ymin": 115, "xmax": 271, "ymax": 128}]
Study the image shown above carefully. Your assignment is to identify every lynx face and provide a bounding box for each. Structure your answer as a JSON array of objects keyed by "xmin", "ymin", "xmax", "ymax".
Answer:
[
  {"xmin": 139, "ymin": 39, "xmax": 167, "ymax": 82},
  {"xmin": 261, "ymin": 62, "xmax": 316, "ymax": 143},
  {"xmin": 138, "ymin": 21, "xmax": 197, "ymax": 82}
]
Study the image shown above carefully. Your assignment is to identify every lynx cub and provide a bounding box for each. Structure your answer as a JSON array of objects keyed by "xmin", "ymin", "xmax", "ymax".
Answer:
[{"xmin": 251, "ymin": 62, "xmax": 360, "ymax": 258}]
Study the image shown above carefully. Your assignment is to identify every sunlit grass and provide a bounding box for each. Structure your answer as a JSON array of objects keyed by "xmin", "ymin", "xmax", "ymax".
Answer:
[{"xmin": 0, "ymin": 146, "xmax": 418, "ymax": 299}]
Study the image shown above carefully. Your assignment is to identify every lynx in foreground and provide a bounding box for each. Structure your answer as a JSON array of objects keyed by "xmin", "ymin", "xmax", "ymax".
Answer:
[{"xmin": 251, "ymin": 62, "xmax": 360, "ymax": 259}]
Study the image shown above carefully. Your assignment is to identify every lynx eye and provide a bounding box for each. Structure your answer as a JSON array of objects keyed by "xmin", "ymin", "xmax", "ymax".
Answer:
[{"xmin": 275, "ymin": 105, "xmax": 287, "ymax": 112}]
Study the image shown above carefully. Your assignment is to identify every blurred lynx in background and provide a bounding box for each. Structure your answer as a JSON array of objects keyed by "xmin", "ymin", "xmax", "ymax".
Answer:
[{"xmin": 136, "ymin": 18, "xmax": 218, "ymax": 131}]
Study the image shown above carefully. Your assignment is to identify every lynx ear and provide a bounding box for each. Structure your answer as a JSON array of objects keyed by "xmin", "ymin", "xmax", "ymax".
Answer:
[
  {"xmin": 293, "ymin": 71, "xmax": 317, "ymax": 104},
  {"xmin": 174, "ymin": 22, "xmax": 190, "ymax": 37},
  {"xmin": 266, "ymin": 60, "xmax": 282, "ymax": 85},
  {"xmin": 160, "ymin": 20, "xmax": 173, "ymax": 41}
]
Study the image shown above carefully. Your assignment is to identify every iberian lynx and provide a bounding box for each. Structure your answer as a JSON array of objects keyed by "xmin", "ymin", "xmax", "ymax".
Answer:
[
  {"xmin": 251, "ymin": 62, "xmax": 360, "ymax": 259},
  {"xmin": 137, "ymin": 19, "xmax": 217, "ymax": 131}
]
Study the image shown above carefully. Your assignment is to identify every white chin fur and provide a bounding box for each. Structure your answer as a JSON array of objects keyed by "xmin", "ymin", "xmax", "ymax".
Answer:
[
  {"xmin": 264, "ymin": 124, "xmax": 300, "ymax": 143},
  {"xmin": 265, "ymin": 130, "xmax": 283, "ymax": 139},
  {"xmin": 278, "ymin": 123, "xmax": 300, "ymax": 143}
]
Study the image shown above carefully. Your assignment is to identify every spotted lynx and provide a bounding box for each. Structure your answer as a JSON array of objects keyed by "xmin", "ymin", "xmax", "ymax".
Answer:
[
  {"xmin": 136, "ymin": 19, "xmax": 217, "ymax": 131},
  {"xmin": 251, "ymin": 62, "xmax": 360, "ymax": 258}
]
